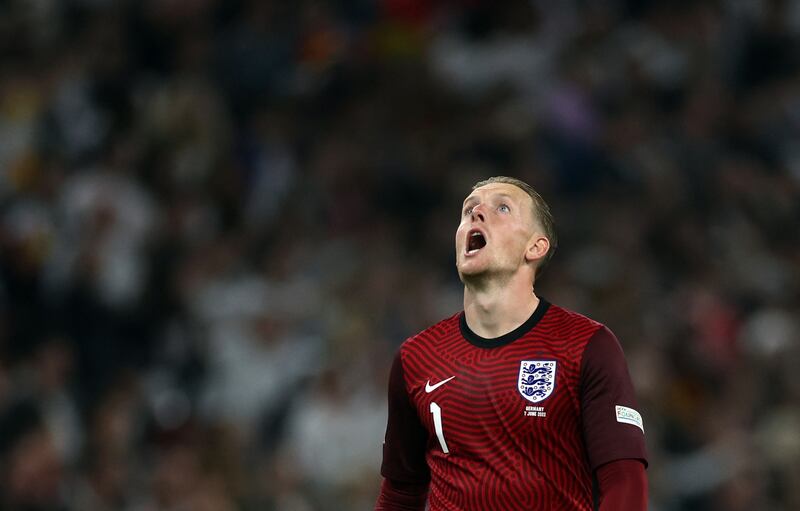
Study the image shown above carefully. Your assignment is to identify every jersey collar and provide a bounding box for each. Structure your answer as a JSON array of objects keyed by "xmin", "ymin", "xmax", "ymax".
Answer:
[{"xmin": 460, "ymin": 298, "xmax": 550, "ymax": 348}]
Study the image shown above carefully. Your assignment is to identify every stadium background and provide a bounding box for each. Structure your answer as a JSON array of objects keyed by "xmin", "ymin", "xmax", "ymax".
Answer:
[{"xmin": 1, "ymin": 0, "xmax": 799, "ymax": 509}]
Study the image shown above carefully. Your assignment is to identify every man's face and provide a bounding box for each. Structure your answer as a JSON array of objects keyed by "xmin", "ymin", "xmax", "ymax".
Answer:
[{"xmin": 455, "ymin": 182, "xmax": 538, "ymax": 281}]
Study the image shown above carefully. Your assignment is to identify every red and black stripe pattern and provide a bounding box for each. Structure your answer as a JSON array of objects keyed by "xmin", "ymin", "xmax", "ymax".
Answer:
[{"xmin": 381, "ymin": 299, "xmax": 647, "ymax": 510}]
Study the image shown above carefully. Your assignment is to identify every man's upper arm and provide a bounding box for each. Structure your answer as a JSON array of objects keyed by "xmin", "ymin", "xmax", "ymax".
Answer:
[
  {"xmin": 580, "ymin": 326, "xmax": 648, "ymax": 471},
  {"xmin": 380, "ymin": 350, "xmax": 431, "ymax": 484}
]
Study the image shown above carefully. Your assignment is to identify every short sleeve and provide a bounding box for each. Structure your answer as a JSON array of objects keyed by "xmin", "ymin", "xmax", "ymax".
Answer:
[
  {"xmin": 580, "ymin": 326, "xmax": 648, "ymax": 471},
  {"xmin": 380, "ymin": 350, "xmax": 431, "ymax": 484}
]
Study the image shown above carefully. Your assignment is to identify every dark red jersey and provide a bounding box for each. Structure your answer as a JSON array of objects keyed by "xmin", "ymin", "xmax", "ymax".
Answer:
[{"xmin": 379, "ymin": 299, "xmax": 648, "ymax": 511}]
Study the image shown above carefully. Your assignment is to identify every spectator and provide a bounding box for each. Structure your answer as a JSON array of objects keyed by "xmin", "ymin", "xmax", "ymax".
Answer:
[{"xmin": 0, "ymin": 1, "xmax": 797, "ymax": 509}]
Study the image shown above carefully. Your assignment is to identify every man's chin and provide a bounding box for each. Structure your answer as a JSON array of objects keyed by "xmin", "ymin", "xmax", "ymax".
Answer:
[{"xmin": 457, "ymin": 263, "xmax": 488, "ymax": 282}]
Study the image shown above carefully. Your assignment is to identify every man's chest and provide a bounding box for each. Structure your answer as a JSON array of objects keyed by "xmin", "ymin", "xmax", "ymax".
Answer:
[{"xmin": 403, "ymin": 341, "xmax": 584, "ymax": 454}]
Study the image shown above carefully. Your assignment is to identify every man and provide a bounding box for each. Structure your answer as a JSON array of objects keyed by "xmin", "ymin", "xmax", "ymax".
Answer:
[{"xmin": 375, "ymin": 176, "xmax": 648, "ymax": 510}]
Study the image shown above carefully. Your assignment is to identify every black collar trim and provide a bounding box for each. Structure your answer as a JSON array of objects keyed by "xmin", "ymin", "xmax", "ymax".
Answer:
[{"xmin": 460, "ymin": 298, "xmax": 550, "ymax": 349}]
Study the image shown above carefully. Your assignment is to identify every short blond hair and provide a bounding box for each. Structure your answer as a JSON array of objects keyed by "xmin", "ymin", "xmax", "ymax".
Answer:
[{"xmin": 472, "ymin": 176, "xmax": 557, "ymax": 277}]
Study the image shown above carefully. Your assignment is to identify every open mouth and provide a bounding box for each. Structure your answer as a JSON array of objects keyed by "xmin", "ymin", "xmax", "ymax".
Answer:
[{"xmin": 466, "ymin": 230, "xmax": 487, "ymax": 254}]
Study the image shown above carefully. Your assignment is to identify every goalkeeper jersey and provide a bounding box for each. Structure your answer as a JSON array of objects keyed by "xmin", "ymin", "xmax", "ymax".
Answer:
[{"xmin": 380, "ymin": 299, "xmax": 648, "ymax": 510}]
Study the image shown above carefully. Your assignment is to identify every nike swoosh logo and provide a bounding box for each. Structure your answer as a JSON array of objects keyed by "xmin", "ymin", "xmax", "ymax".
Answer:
[{"xmin": 425, "ymin": 376, "xmax": 456, "ymax": 393}]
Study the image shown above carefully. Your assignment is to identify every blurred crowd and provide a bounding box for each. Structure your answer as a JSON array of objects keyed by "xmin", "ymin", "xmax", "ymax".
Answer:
[{"xmin": 0, "ymin": 0, "xmax": 799, "ymax": 509}]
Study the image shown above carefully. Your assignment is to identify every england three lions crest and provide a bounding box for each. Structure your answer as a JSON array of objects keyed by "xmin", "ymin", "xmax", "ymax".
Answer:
[{"xmin": 518, "ymin": 360, "xmax": 557, "ymax": 403}]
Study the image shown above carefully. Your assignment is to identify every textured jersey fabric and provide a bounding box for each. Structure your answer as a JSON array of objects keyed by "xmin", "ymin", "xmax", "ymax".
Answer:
[{"xmin": 380, "ymin": 299, "xmax": 647, "ymax": 511}]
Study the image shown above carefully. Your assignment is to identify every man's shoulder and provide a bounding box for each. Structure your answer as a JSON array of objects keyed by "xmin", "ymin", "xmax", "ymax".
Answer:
[
  {"xmin": 400, "ymin": 312, "xmax": 463, "ymax": 352},
  {"xmin": 544, "ymin": 301, "xmax": 606, "ymax": 338}
]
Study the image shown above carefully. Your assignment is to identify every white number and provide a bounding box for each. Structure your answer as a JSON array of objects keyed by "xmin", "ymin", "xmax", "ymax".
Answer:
[{"xmin": 429, "ymin": 402, "xmax": 450, "ymax": 454}]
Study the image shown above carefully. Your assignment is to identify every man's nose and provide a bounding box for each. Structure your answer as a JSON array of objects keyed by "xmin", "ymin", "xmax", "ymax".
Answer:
[{"xmin": 471, "ymin": 204, "xmax": 486, "ymax": 222}]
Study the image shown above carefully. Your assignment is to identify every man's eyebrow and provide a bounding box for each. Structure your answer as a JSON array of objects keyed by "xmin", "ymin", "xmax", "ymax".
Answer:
[
  {"xmin": 463, "ymin": 192, "xmax": 516, "ymax": 204},
  {"xmin": 493, "ymin": 193, "xmax": 515, "ymax": 203},
  {"xmin": 462, "ymin": 192, "xmax": 519, "ymax": 207}
]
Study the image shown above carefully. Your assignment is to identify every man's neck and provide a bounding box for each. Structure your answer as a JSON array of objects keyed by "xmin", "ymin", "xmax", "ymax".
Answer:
[{"xmin": 463, "ymin": 275, "xmax": 539, "ymax": 339}]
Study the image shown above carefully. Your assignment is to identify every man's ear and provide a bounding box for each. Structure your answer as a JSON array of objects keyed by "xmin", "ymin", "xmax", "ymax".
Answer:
[{"xmin": 525, "ymin": 235, "xmax": 549, "ymax": 264}]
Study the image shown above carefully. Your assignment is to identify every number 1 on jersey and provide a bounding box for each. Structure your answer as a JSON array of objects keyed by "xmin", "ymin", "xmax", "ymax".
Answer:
[{"xmin": 429, "ymin": 402, "xmax": 450, "ymax": 454}]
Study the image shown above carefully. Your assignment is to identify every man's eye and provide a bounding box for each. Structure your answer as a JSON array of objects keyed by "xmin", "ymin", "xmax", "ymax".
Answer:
[
  {"xmin": 498, "ymin": 204, "xmax": 510, "ymax": 213},
  {"xmin": 464, "ymin": 207, "xmax": 473, "ymax": 216}
]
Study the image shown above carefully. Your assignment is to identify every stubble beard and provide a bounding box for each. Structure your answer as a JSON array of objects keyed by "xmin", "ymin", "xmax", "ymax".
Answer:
[{"xmin": 459, "ymin": 263, "xmax": 516, "ymax": 293}]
